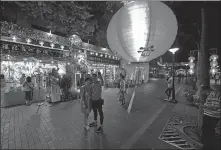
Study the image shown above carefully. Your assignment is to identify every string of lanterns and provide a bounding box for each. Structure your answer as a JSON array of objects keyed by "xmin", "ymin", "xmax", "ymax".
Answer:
[
  {"xmin": 210, "ymin": 54, "xmax": 219, "ymax": 75},
  {"xmin": 188, "ymin": 55, "xmax": 195, "ymax": 75}
]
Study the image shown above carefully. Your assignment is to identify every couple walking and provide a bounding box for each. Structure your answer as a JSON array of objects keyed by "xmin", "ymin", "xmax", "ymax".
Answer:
[{"xmin": 80, "ymin": 73, "xmax": 104, "ymax": 133}]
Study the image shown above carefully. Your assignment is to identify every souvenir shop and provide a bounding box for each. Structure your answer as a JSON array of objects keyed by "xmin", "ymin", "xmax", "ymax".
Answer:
[{"xmin": 0, "ymin": 21, "xmax": 120, "ymax": 107}]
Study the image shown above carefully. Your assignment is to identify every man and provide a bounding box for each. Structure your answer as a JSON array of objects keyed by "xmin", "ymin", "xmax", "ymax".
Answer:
[
  {"xmin": 89, "ymin": 74, "xmax": 104, "ymax": 133},
  {"xmin": 165, "ymin": 74, "xmax": 173, "ymax": 100},
  {"xmin": 201, "ymin": 85, "xmax": 220, "ymax": 150}
]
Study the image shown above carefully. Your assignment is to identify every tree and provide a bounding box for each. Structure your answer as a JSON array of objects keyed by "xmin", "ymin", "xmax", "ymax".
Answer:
[{"xmin": 196, "ymin": 4, "xmax": 210, "ymax": 136}]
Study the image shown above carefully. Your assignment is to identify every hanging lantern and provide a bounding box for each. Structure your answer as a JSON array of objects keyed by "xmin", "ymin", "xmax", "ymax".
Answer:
[
  {"xmin": 188, "ymin": 56, "xmax": 195, "ymax": 62},
  {"xmin": 100, "ymin": 54, "xmax": 103, "ymax": 57},
  {"xmin": 210, "ymin": 54, "xmax": 218, "ymax": 61},
  {"xmin": 188, "ymin": 68, "xmax": 194, "ymax": 75},
  {"xmin": 90, "ymin": 52, "xmax": 93, "ymax": 55},
  {"xmin": 188, "ymin": 62, "xmax": 195, "ymax": 68},
  {"xmin": 107, "ymin": 1, "xmax": 178, "ymax": 62},
  {"xmin": 95, "ymin": 53, "xmax": 98, "ymax": 56},
  {"xmin": 210, "ymin": 68, "xmax": 217, "ymax": 75},
  {"xmin": 210, "ymin": 61, "xmax": 218, "ymax": 67}
]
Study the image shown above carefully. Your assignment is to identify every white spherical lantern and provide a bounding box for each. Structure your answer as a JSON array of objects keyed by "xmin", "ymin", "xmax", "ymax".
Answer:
[
  {"xmin": 210, "ymin": 61, "xmax": 218, "ymax": 67},
  {"xmin": 188, "ymin": 56, "xmax": 195, "ymax": 62},
  {"xmin": 107, "ymin": 1, "xmax": 178, "ymax": 62},
  {"xmin": 188, "ymin": 68, "xmax": 194, "ymax": 75},
  {"xmin": 189, "ymin": 62, "xmax": 195, "ymax": 68},
  {"xmin": 210, "ymin": 68, "xmax": 217, "ymax": 75},
  {"xmin": 210, "ymin": 54, "xmax": 218, "ymax": 61}
]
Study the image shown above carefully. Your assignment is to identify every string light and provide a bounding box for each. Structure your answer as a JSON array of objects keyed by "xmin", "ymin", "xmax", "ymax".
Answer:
[
  {"xmin": 39, "ymin": 41, "xmax": 44, "ymax": 46},
  {"xmin": 50, "ymin": 43, "xmax": 55, "ymax": 48},
  {"xmin": 60, "ymin": 45, "xmax": 64, "ymax": 50},
  {"xmin": 47, "ymin": 30, "xmax": 52, "ymax": 36},
  {"xmin": 12, "ymin": 36, "xmax": 16, "ymax": 41},
  {"xmin": 26, "ymin": 38, "xmax": 31, "ymax": 44}
]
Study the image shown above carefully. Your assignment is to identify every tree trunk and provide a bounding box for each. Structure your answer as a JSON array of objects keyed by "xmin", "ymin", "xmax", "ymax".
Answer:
[{"xmin": 196, "ymin": 5, "xmax": 210, "ymax": 136}]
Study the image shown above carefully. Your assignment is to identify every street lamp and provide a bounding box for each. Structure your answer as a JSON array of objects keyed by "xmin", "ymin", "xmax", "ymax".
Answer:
[
  {"xmin": 169, "ymin": 48, "xmax": 179, "ymax": 102},
  {"xmin": 184, "ymin": 63, "xmax": 188, "ymax": 84}
]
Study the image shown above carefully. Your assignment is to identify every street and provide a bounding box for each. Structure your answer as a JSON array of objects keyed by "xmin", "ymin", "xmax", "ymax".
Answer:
[{"xmin": 1, "ymin": 79, "xmax": 183, "ymax": 149}]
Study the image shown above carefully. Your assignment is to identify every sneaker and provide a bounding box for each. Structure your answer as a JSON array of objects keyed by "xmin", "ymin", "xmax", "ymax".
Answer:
[
  {"xmin": 89, "ymin": 122, "xmax": 97, "ymax": 127},
  {"xmin": 96, "ymin": 126, "xmax": 103, "ymax": 133}
]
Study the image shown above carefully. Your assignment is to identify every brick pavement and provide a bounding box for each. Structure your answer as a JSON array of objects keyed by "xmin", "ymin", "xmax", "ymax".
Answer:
[{"xmin": 1, "ymin": 79, "xmax": 179, "ymax": 149}]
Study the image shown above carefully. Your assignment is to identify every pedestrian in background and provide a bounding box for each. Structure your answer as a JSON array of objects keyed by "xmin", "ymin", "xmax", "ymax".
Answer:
[
  {"xmin": 165, "ymin": 74, "xmax": 173, "ymax": 100},
  {"xmin": 23, "ymin": 76, "xmax": 34, "ymax": 106},
  {"xmin": 118, "ymin": 73, "xmax": 126, "ymax": 105}
]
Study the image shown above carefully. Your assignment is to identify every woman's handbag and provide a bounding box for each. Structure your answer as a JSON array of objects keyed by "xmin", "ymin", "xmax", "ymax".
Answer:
[{"xmin": 100, "ymin": 98, "xmax": 104, "ymax": 105}]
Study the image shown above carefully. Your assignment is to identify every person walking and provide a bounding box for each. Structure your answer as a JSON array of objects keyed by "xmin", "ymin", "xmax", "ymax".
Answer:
[
  {"xmin": 81, "ymin": 77, "xmax": 92, "ymax": 130},
  {"xmin": 23, "ymin": 76, "xmax": 34, "ymax": 106},
  {"xmin": 164, "ymin": 74, "xmax": 173, "ymax": 100},
  {"xmin": 89, "ymin": 74, "xmax": 104, "ymax": 133},
  {"xmin": 118, "ymin": 74, "xmax": 126, "ymax": 105},
  {"xmin": 201, "ymin": 85, "xmax": 220, "ymax": 150}
]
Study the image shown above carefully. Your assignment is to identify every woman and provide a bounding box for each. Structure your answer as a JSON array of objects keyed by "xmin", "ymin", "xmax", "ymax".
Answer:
[
  {"xmin": 81, "ymin": 77, "xmax": 92, "ymax": 130},
  {"xmin": 118, "ymin": 74, "xmax": 126, "ymax": 105},
  {"xmin": 23, "ymin": 76, "xmax": 34, "ymax": 106},
  {"xmin": 1, "ymin": 74, "xmax": 6, "ymax": 107}
]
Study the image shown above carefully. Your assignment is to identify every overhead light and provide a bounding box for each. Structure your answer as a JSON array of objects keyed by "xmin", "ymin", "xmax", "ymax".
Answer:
[
  {"xmin": 26, "ymin": 38, "xmax": 31, "ymax": 43},
  {"xmin": 60, "ymin": 45, "xmax": 64, "ymax": 50},
  {"xmin": 12, "ymin": 36, "xmax": 16, "ymax": 41},
  {"xmin": 39, "ymin": 41, "xmax": 44, "ymax": 46},
  {"xmin": 96, "ymin": 53, "xmax": 98, "ymax": 56},
  {"xmin": 50, "ymin": 43, "xmax": 55, "ymax": 48},
  {"xmin": 47, "ymin": 30, "xmax": 52, "ymax": 36},
  {"xmin": 100, "ymin": 54, "xmax": 103, "ymax": 57},
  {"xmin": 169, "ymin": 48, "xmax": 179, "ymax": 54}
]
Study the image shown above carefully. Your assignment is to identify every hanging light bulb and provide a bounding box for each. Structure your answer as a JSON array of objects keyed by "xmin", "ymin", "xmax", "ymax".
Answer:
[
  {"xmin": 12, "ymin": 36, "xmax": 16, "ymax": 41},
  {"xmin": 60, "ymin": 45, "xmax": 64, "ymax": 50},
  {"xmin": 26, "ymin": 38, "xmax": 31, "ymax": 44},
  {"xmin": 100, "ymin": 54, "xmax": 103, "ymax": 57},
  {"xmin": 50, "ymin": 43, "xmax": 55, "ymax": 48},
  {"xmin": 210, "ymin": 54, "xmax": 218, "ymax": 61},
  {"xmin": 47, "ymin": 30, "xmax": 52, "ymax": 36},
  {"xmin": 39, "ymin": 41, "xmax": 44, "ymax": 46},
  {"xmin": 96, "ymin": 53, "xmax": 98, "ymax": 56}
]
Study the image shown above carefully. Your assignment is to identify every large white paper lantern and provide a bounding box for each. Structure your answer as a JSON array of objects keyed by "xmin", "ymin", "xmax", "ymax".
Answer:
[{"xmin": 107, "ymin": 1, "xmax": 178, "ymax": 62}]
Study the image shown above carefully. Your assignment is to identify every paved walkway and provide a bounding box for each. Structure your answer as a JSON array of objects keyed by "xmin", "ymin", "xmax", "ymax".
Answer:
[{"xmin": 1, "ymin": 79, "xmax": 183, "ymax": 149}]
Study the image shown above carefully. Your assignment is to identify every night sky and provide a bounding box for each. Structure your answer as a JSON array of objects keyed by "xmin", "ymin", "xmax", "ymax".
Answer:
[{"xmin": 168, "ymin": 1, "xmax": 220, "ymax": 62}]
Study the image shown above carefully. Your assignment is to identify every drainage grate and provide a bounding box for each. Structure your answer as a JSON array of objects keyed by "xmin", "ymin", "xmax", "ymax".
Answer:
[{"xmin": 159, "ymin": 116, "xmax": 197, "ymax": 150}]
